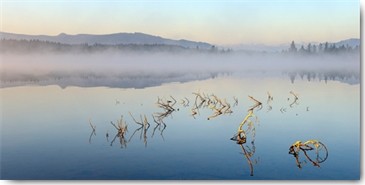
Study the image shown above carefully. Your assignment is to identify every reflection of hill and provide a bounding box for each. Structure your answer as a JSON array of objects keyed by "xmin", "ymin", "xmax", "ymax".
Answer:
[
  {"xmin": 0, "ymin": 72, "xmax": 220, "ymax": 89},
  {"xmin": 1, "ymin": 69, "xmax": 359, "ymax": 89}
]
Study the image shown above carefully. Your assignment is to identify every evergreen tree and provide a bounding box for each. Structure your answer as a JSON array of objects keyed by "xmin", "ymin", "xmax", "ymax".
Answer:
[
  {"xmin": 307, "ymin": 43, "xmax": 312, "ymax": 53},
  {"xmin": 289, "ymin": 41, "xmax": 297, "ymax": 53}
]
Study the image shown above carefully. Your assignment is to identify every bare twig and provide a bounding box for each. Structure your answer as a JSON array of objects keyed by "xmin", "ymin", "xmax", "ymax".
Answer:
[
  {"xmin": 89, "ymin": 119, "xmax": 96, "ymax": 131},
  {"xmin": 129, "ymin": 112, "xmax": 143, "ymax": 126},
  {"xmin": 289, "ymin": 91, "xmax": 299, "ymax": 108}
]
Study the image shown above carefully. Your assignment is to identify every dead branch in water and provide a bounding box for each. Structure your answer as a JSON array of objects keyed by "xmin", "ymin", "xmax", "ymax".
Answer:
[
  {"xmin": 233, "ymin": 96, "xmax": 239, "ymax": 107},
  {"xmin": 129, "ymin": 112, "xmax": 151, "ymax": 147},
  {"xmin": 180, "ymin": 97, "xmax": 190, "ymax": 107},
  {"xmin": 89, "ymin": 119, "xmax": 96, "ymax": 131},
  {"xmin": 109, "ymin": 116, "xmax": 128, "ymax": 148},
  {"xmin": 207, "ymin": 95, "xmax": 235, "ymax": 120},
  {"xmin": 266, "ymin": 92, "xmax": 273, "ymax": 112},
  {"xmin": 110, "ymin": 115, "xmax": 128, "ymax": 135},
  {"xmin": 288, "ymin": 140, "xmax": 328, "ymax": 169},
  {"xmin": 233, "ymin": 96, "xmax": 262, "ymax": 144},
  {"xmin": 289, "ymin": 91, "xmax": 299, "ymax": 108},
  {"xmin": 129, "ymin": 112, "xmax": 143, "ymax": 126},
  {"xmin": 88, "ymin": 119, "xmax": 96, "ymax": 144}
]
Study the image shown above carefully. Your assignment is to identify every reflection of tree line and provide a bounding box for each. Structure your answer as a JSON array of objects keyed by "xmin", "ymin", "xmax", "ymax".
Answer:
[
  {"xmin": 287, "ymin": 70, "xmax": 359, "ymax": 84},
  {"xmin": 88, "ymin": 90, "xmax": 328, "ymax": 176}
]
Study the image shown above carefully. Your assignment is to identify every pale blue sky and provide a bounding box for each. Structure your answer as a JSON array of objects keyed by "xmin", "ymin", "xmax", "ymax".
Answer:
[{"xmin": 0, "ymin": 0, "xmax": 360, "ymax": 45}]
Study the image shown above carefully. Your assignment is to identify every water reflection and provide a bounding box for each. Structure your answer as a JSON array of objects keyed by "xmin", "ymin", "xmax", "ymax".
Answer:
[
  {"xmin": 154, "ymin": 96, "xmax": 178, "ymax": 123},
  {"xmin": 266, "ymin": 92, "xmax": 273, "ymax": 112},
  {"xmin": 129, "ymin": 113, "xmax": 150, "ymax": 147},
  {"xmin": 288, "ymin": 140, "xmax": 329, "ymax": 169},
  {"xmin": 88, "ymin": 119, "xmax": 96, "ymax": 144},
  {"xmin": 289, "ymin": 91, "xmax": 299, "ymax": 108},
  {"xmin": 287, "ymin": 70, "xmax": 359, "ymax": 85},
  {"xmin": 151, "ymin": 115, "xmax": 166, "ymax": 140},
  {"xmin": 239, "ymin": 141, "xmax": 258, "ymax": 176},
  {"xmin": 1, "ymin": 73, "xmax": 358, "ymax": 179},
  {"xmin": 180, "ymin": 97, "xmax": 190, "ymax": 107},
  {"xmin": 87, "ymin": 89, "xmax": 330, "ymax": 177}
]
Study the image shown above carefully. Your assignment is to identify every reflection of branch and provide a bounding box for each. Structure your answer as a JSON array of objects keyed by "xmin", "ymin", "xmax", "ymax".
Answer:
[
  {"xmin": 180, "ymin": 97, "xmax": 190, "ymax": 107},
  {"xmin": 151, "ymin": 114, "xmax": 166, "ymax": 139},
  {"xmin": 89, "ymin": 119, "xmax": 96, "ymax": 131},
  {"xmin": 302, "ymin": 149, "xmax": 320, "ymax": 167},
  {"xmin": 127, "ymin": 113, "xmax": 151, "ymax": 147},
  {"xmin": 128, "ymin": 125, "xmax": 143, "ymax": 142},
  {"xmin": 233, "ymin": 96, "xmax": 238, "ymax": 107},
  {"xmin": 110, "ymin": 133, "xmax": 118, "ymax": 146},
  {"xmin": 129, "ymin": 112, "xmax": 143, "ymax": 126},
  {"xmin": 143, "ymin": 124, "xmax": 150, "ymax": 148},
  {"xmin": 289, "ymin": 91, "xmax": 299, "ymax": 108},
  {"xmin": 240, "ymin": 144, "xmax": 254, "ymax": 176},
  {"xmin": 88, "ymin": 129, "xmax": 96, "ymax": 144},
  {"xmin": 266, "ymin": 92, "xmax": 273, "ymax": 112},
  {"xmin": 88, "ymin": 119, "xmax": 96, "ymax": 144}
]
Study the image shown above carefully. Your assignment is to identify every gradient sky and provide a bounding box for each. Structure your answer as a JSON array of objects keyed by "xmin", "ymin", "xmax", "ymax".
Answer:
[{"xmin": 0, "ymin": 0, "xmax": 360, "ymax": 45}]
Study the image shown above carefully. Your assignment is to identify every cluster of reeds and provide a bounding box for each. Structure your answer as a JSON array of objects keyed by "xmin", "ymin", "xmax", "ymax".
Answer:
[
  {"xmin": 190, "ymin": 91, "xmax": 233, "ymax": 120},
  {"xmin": 87, "ymin": 89, "xmax": 327, "ymax": 175}
]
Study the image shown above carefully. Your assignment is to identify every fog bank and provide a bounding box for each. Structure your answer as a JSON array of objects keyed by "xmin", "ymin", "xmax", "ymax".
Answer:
[{"xmin": 1, "ymin": 52, "xmax": 360, "ymax": 88}]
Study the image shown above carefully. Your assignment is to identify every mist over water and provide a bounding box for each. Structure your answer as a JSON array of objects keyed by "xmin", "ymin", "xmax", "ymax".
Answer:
[
  {"xmin": 0, "ymin": 48, "xmax": 360, "ymax": 180},
  {"xmin": 0, "ymin": 52, "xmax": 360, "ymax": 88}
]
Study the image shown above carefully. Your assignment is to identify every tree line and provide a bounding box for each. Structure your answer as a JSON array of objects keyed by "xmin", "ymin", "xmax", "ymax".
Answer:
[
  {"xmin": 285, "ymin": 40, "xmax": 359, "ymax": 55},
  {"xmin": 0, "ymin": 39, "xmax": 232, "ymax": 54},
  {"xmin": 0, "ymin": 38, "xmax": 359, "ymax": 55}
]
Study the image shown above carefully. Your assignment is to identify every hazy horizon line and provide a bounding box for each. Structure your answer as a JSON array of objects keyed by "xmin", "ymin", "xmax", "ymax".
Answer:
[{"xmin": 0, "ymin": 30, "xmax": 360, "ymax": 47}]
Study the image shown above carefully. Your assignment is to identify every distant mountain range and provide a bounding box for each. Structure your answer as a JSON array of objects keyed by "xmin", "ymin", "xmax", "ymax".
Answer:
[
  {"xmin": 333, "ymin": 38, "xmax": 360, "ymax": 48},
  {"xmin": 0, "ymin": 31, "xmax": 359, "ymax": 52},
  {"xmin": 0, "ymin": 32, "xmax": 213, "ymax": 49}
]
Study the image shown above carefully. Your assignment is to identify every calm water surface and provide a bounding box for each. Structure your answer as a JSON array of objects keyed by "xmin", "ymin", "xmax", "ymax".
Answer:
[{"xmin": 0, "ymin": 75, "xmax": 360, "ymax": 179}]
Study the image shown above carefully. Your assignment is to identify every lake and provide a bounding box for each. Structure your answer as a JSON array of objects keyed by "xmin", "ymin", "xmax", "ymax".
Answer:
[{"xmin": 0, "ymin": 71, "xmax": 360, "ymax": 180}]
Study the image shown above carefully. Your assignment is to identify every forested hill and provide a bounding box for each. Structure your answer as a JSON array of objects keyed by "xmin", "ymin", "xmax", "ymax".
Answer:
[{"xmin": 0, "ymin": 32, "xmax": 213, "ymax": 50}]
